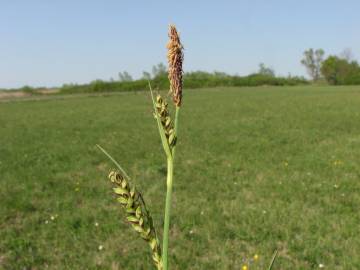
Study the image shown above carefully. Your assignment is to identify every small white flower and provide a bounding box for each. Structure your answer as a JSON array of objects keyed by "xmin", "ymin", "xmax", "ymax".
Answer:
[
  {"xmin": 319, "ymin": 263, "xmax": 324, "ymax": 268},
  {"xmin": 95, "ymin": 222, "xmax": 99, "ymax": 227},
  {"xmin": 50, "ymin": 215, "xmax": 55, "ymax": 221},
  {"xmin": 334, "ymin": 184, "xmax": 339, "ymax": 188},
  {"xmin": 45, "ymin": 220, "xmax": 49, "ymax": 224},
  {"xmin": 98, "ymin": 245, "xmax": 104, "ymax": 251},
  {"xmin": 189, "ymin": 230, "xmax": 194, "ymax": 235}
]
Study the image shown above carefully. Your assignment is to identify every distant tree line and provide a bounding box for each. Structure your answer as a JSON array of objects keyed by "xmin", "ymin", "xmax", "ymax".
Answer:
[
  {"xmin": 12, "ymin": 49, "xmax": 360, "ymax": 95},
  {"xmin": 59, "ymin": 63, "xmax": 307, "ymax": 94},
  {"xmin": 301, "ymin": 48, "xmax": 360, "ymax": 85}
]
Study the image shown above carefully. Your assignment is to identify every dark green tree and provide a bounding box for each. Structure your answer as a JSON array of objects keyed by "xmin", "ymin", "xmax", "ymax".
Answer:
[{"xmin": 321, "ymin": 56, "xmax": 360, "ymax": 85}]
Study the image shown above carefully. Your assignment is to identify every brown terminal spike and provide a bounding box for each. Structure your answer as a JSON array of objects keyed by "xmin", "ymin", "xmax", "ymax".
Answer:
[{"xmin": 167, "ymin": 24, "xmax": 184, "ymax": 107}]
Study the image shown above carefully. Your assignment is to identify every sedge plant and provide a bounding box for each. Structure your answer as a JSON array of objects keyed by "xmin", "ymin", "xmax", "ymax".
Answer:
[
  {"xmin": 97, "ymin": 25, "xmax": 278, "ymax": 270},
  {"xmin": 97, "ymin": 25, "xmax": 183, "ymax": 270}
]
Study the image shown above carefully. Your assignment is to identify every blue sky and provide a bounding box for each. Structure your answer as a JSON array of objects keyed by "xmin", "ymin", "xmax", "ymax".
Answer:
[{"xmin": 1, "ymin": 0, "xmax": 359, "ymax": 88}]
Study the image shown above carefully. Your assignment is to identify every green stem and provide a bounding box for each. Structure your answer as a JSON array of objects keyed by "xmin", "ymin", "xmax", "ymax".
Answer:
[
  {"xmin": 162, "ymin": 106, "xmax": 180, "ymax": 270},
  {"xmin": 162, "ymin": 157, "xmax": 174, "ymax": 270}
]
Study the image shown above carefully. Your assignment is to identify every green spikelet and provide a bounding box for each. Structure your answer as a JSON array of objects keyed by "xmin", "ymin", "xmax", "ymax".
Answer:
[
  {"xmin": 108, "ymin": 171, "xmax": 163, "ymax": 270},
  {"xmin": 154, "ymin": 94, "xmax": 177, "ymax": 148}
]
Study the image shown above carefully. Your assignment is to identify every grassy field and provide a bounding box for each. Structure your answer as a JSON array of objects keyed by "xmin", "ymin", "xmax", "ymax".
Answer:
[{"xmin": 1, "ymin": 86, "xmax": 360, "ymax": 269}]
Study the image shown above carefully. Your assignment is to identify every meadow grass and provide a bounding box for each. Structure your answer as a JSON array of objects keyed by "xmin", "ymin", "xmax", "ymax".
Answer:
[{"xmin": 1, "ymin": 85, "xmax": 360, "ymax": 269}]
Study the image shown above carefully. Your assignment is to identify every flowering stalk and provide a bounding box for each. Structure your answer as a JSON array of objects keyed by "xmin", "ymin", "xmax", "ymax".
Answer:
[
  {"xmin": 163, "ymin": 24, "xmax": 183, "ymax": 270},
  {"xmin": 98, "ymin": 24, "xmax": 183, "ymax": 270},
  {"xmin": 98, "ymin": 24, "xmax": 279, "ymax": 270},
  {"xmin": 149, "ymin": 24, "xmax": 183, "ymax": 270}
]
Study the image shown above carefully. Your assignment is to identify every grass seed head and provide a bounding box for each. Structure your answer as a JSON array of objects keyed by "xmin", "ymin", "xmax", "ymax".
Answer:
[
  {"xmin": 154, "ymin": 94, "xmax": 177, "ymax": 148},
  {"xmin": 167, "ymin": 24, "xmax": 184, "ymax": 107},
  {"xmin": 108, "ymin": 171, "xmax": 163, "ymax": 270}
]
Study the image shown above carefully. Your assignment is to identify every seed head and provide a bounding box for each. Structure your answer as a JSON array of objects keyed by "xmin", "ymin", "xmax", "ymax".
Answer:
[
  {"xmin": 108, "ymin": 171, "xmax": 163, "ymax": 270},
  {"xmin": 154, "ymin": 94, "xmax": 176, "ymax": 148},
  {"xmin": 167, "ymin": 25, "xmax": 184, "ymax": 107}
]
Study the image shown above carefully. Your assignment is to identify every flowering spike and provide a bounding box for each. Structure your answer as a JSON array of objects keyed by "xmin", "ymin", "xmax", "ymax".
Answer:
[{"xmin": 167, "ymin": 25, "xmax": 184, "ymax": 107}]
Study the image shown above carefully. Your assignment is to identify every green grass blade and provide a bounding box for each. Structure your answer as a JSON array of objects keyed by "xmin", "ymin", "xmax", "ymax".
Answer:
[
  {"xmin": 267, "ymin": 250, "xmax": 278, "ymax": 270},
  {"xmin": 96, "ymin": 144, "xmax": 130, "ymax": 180}
]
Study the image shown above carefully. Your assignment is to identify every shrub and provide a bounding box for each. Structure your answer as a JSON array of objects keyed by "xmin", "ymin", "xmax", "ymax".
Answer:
[{"xmin": 321, "ymin": 56, "xmax": 360, "ymax": 85}]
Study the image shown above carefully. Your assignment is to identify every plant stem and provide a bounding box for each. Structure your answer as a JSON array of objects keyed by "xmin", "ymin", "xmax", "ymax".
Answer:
[
  {"xmin": 163, "ymin": 106, "xmax": 180, "ymax": 270},
  {"xmin": 162, "ymin": 157, "xmax": 174, "ymax": 270}
]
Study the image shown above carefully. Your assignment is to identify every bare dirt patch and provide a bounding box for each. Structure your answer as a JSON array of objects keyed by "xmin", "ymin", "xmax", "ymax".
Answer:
[{"xmin": 0, "ymin": 91, "xmax": 28, "ymax": 99}]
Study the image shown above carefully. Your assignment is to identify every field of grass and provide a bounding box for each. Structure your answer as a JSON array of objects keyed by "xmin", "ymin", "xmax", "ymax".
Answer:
[{"xmin": 1, "ymin": 85, "xmax": 360, "ymax": 269}]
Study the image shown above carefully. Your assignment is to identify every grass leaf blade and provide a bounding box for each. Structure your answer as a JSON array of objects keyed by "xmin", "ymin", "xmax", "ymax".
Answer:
[
  {"xmin": 96, "ymin": 144, "xmax": 130, "ymax": 180},
  {"xmin": 267, "ymin": 250, "xmax": 278, "ymax": 270}
]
